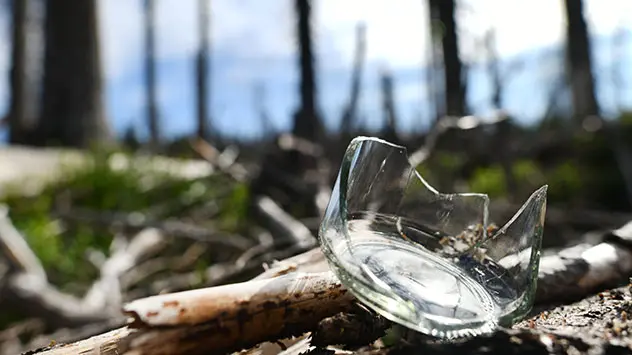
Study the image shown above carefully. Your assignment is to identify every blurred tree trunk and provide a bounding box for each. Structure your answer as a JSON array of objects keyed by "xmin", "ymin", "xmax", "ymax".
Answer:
[
  {"xmin": 8, "ymin": 0, "xmax": 43, "ymax": 145},
  {"xmin": 564, "ymin": 0, "xmax": 600, "ymax": 120},
  {"xmin": 428, "ymin": 0, "xmax": 466, "ymax": 117},
  {"xmin": 254, "ymin": 83, "xmax": 274, "ymax": 138},
  {"xmin": 144, "ymin": 0, "xmax": 160, "ymax": 148},
  {"xmin": 38, "ymin": 0, "xmax": 111, "ymax": 148},
  {"xmin": 196, "ymin": 0, "xmax": 211, "ymax": 141},
  {"xmin": 484, "ymin": 30, "xmax": 502, "ymax": 110},
  {"xmin": 292, "ymin": 0, "xmax": 322, "ymax": 143},
  {"xmin": 380, "ymin": 69, "xmax": 398, "ymax": 143},
  {"xmin": 340, "ymin": 23, "xmax": 366, "ymax": 134}
]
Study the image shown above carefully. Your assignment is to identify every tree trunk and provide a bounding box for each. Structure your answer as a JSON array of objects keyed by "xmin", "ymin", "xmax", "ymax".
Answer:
[
  {"xmin": 8, "ymin": 0, "xmax": 44, "ymax": 145},
  {"xmin": 144, "ymin": 0, "xmax": 160, "ymax": 148},
  {"xmin": 292, "ymin": 0, "xmax": 322, "ymax": 142},
  {"xmin": 340, "ymin": 23, "xmax": 366, "ymax": 134},
  {"xmin": 564, "ymin": 0, "xmax": 600, "ymax": 120},
  {"xmin": 380, "ymin": 68, "xmax": 398, "ymax": 143},
  {"xmin": 39, "ymin": 0, "xmax": 111, "ymax": 148},
  {"xmin": 428, "ymin": 0, "xmax": 466, "ymax": 117},
  {"xmin": 254, "ymin": 83, "xmax": 274, "ymax": 137},
  {"xmin": 196, "ymin": 0, "xmax": 211, "ymax": 141}
]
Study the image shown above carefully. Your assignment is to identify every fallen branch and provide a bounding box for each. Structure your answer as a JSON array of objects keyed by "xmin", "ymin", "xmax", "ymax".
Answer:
[
  {"xmin": 191, "ymin": 139, "xmax": 250, "ymax": 182},
  {"xmin": 147, "ymin": 243, "xmax": 315, "ymax": 294},
  {"xmin": 537, "ymin": 220, "xmax": 632, "ymax": 303},
  {"xmin": 54, "ymin": 208, "xmax": 254, "ymax": 250},
  {"xmin": 82, "ymin": 228, "xmax": 167, "ymax": 313},
  {"xmin": 0, "ymin": 206, "xmax": 167, "ymax": 329},
  {"xmin": 35, "ymin": 272, "xmax": 353, "ymax": 355},
  {"xmin": 490, "ymin": 203, "xmax": 632, "ymax": 231},
  {"xmin": 408, "ymin": 113, "xmax": 507, "ymax": 167},
  {"xmin": 0, "ymin": 205, "xmax": 46, "ymax": 279},
  {"xmin": 253, "ymin": 195, "xmax": 318, "ymax": 250}
]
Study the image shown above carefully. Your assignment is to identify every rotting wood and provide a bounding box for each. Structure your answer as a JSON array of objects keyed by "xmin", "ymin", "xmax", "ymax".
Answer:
[
  {"xmin": 119, "ymin": 271, "xmax": 353, "ymax": 354},
  {"xmin": 23, "ymin": 327, "xmax": 134, "ymax": 355},
  {"xmin": 29, "ymin": 272, "xmax": 354, "ymax": 355}
]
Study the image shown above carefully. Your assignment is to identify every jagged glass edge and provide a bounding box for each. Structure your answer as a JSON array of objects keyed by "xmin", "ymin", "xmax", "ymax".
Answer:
[
  {"xmin": 349, "ymin": 136, "xmax": 492, "ymax": 235},
  {"xmin": 319, "ymin": 136, "xmax": 547, "ymax": 338},
  {"xmin": 491, "ymin": 184, "xmax": 548, "ymax": 326}
]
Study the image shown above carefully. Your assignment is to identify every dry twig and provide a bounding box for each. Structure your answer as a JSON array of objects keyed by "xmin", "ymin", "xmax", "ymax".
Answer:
[
  {"xmin": 0, "ymin": 206, "xmax": 167, "ymax": 329},
  {"xmin": 408, "ymin": 113, "xmax": 508, "ymax": 167}
]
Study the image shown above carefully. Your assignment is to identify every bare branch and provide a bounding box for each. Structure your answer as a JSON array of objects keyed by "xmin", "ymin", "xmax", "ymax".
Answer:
[
  {"xmin": 408, "ymin": 113, "xmax": 507, "ymax": 167},
  {"xmin": 32, "ymin": 272, "xmax": 353, "ymax": 355},
  {"xmin": 54, "ymin": 208, "xmax": 254, "ymax": 250},
  {"xmin": 253, "ymin": 195, "xmax": 317, "ymax": 250},
  {"xmin": 0, "ymin": 208, "xmax": 168, "ymax": 329},
  {"xmin": 191, "ymin": 138, "xmax": 250, "ymax": 182},
  {"xmin": 339, "ymin": 22, "xmax": 366, "ymax": 133},
  {"xmin": 0, "ymin": 205, "xmax": 46, "ymax": 279},
  {"xmin": 83, "ymin": 228, "xmax": 166, "ymax": 313}
]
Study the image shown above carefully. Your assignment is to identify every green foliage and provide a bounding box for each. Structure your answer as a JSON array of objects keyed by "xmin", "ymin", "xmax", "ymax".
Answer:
[
  {"xmin": 546, "ymin": 162, "xmax": 582, "ymax": 203},
  {"xmin": 469, "ymin": 164, "xmax": 506, "ymax": 197},
  {"xmin": 469, "ymin": 160, "xmax": 545, "ymax": 199},
  {"xmin": 218, "ymin": 182, "xmax": 250, "ymax": 232},
  {"xmin": 619, "ymin": 112, "xmax": 632, "ymax": 126},
  {"xmin": 415, "ymin": 152, "xmax": 467, "ymax": 192},
  {"xmin": 569, "ymin": 127, "xmax": 630, "ymax": 210},
  {"xmin": 0, "ymin": 150, "xmax": 248, "ymax": 290},
  {"xmin": 380, "ymin": 326, "xmax": 403, "ymax": 348}
]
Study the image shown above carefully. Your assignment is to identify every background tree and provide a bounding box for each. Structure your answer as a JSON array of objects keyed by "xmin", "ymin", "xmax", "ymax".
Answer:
[
  {"xmin": 38, "ymin": 0, "xmax": 112, "ymax": 148},
  {"xmin": 339, "ymin": 23, "xmax": 366, "ymax": 134},
  {"xmin": 428, "ymin": 0, "xmax": 466, "ymax": 117},
  {"xmin": 253, "ymin": 82, "xmax": 274, "ymax": 138},
  {"xmin": 291, "ymin": 0, "xmax": 322, "ymax": 142},
  {"xmin": 564, "ymin": 0, "xmax": 600, "ymax": 120},
  {"xmin": 7, "ymin": 0, "xmax": 43, "ymax": 145},
  {"xmin": 196, "ymin": 0, "xmax": 211, "ymax": 141},
  {"xmin": 380, "ymin": 68, "xmax": 398, "ymax": 143},
  {"xmin": 144, "ymin": 0, "xmax": 160, "ymax": 148}
]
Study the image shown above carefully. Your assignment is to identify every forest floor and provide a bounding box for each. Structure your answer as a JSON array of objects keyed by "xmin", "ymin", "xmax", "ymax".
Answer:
[{"xmin": 2, "ymin": 144, "xmax": 632, "ymax": 355}]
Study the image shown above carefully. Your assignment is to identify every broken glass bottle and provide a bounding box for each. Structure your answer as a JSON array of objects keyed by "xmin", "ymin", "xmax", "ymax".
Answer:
[{"xmin": 319, "ymin": 136, "xmax": 547, "ymax": 339}]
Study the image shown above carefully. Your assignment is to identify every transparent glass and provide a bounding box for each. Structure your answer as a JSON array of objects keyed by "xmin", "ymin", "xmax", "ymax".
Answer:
[{"xmin": 319, "ymin": 137, "xmax": 547, "ymax": 339}]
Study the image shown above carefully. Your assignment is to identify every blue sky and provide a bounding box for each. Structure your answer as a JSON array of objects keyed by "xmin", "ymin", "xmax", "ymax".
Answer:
[{"xmin": 0, "ymin": 0, "xmax": 631, "ymax": 142}]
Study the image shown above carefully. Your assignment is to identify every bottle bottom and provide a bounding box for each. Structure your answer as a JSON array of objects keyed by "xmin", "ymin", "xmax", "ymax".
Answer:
[{"xmin": 329, "ymin": 238, "xmax": 502, "ymax": 339}]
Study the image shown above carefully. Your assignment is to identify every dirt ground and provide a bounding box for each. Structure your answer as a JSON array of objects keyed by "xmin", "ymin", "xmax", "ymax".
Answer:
[{"xmin": 300, "ymin": 283, "xmax": 632, "ymax": 355}]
